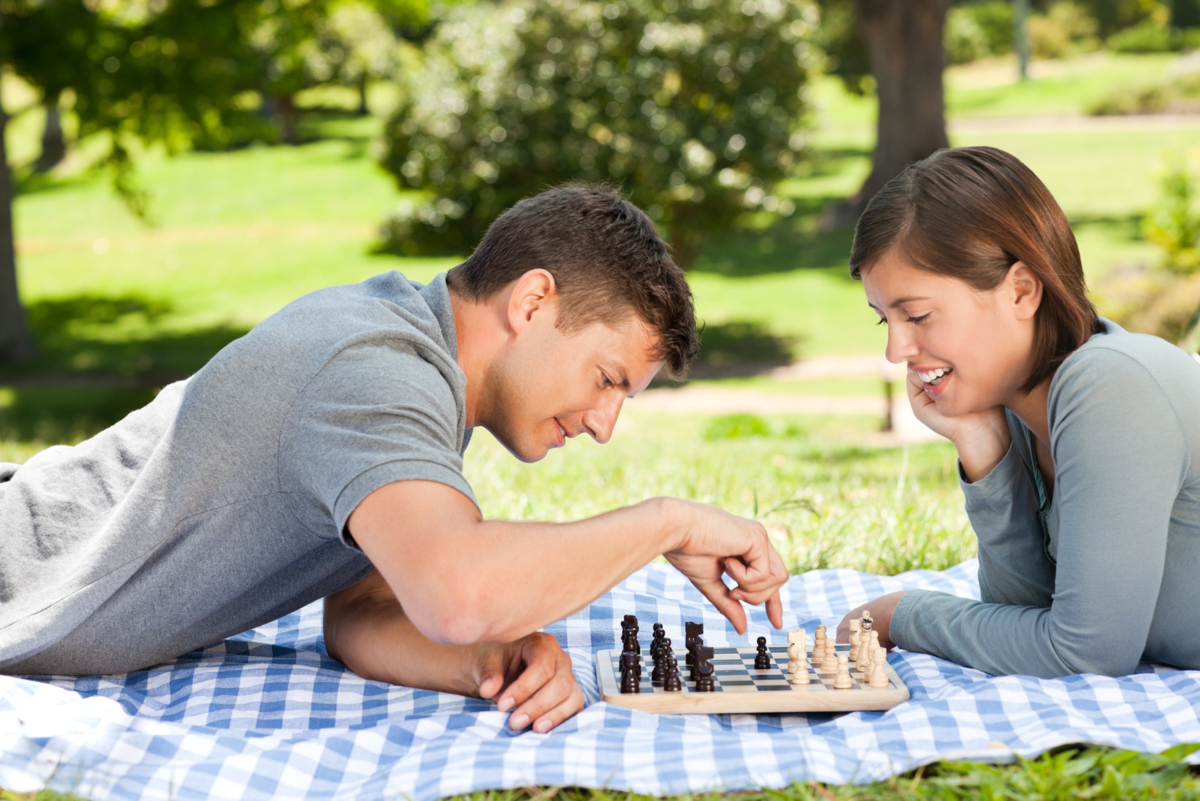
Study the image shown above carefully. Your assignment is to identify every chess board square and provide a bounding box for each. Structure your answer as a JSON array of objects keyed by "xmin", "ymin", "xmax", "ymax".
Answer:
[{"xmin": 719, "ymin": 679, "xmax": 754, "ymax": 687}]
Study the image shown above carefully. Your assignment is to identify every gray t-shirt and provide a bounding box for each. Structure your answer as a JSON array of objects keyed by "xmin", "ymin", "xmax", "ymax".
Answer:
[
  {"xmin": 0, "ymin": 271, "xmax": 474, "ymax": 675},
  {"xmin": 890, "ymin": 319, "xmax": 1200, "ymax": 678}
]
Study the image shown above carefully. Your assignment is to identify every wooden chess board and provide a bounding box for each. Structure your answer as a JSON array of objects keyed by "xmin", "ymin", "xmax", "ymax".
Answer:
[{"xmin": 595, "ymin": 643, "xmax": 910, "ymax": 714}]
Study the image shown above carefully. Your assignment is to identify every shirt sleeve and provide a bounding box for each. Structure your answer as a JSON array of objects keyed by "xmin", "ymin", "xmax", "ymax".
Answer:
[
  {"xmin": 277, "ymin": 340, "xmax": 477, "ymax": 543},
  {"xmin": 890, "ymin": 347, "xmax": 1188, "ymax": 678}
]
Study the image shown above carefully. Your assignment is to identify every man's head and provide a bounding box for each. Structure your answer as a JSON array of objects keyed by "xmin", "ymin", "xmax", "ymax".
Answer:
[{"xmin": 447, "ymin": 184, "xmax": 698, "ymax": 462}]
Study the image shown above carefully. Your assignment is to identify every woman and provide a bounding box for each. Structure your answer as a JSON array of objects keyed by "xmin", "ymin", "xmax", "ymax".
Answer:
[{"xmin": 838, "ymin": 146, "xmax": 1200, "ymax": 678}]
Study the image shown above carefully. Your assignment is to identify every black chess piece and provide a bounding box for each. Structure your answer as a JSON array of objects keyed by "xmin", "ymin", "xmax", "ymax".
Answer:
[
  {"xmin": 754, "ymin": 635, "xmax": 771, "ymax": 670},
  {"xmin": 684, "ymin": 621, "xmax": 703, "ymax": 666},
  {"xmin": 650, "ymin": 625, "xmax": 665, "ymax": 661},
  {"xmin": 652, "ymin": 633, "xmax": 672, "ymax": 681},
  {"xmin": 694, "ymin": 645, "xmax": 715, "ymax": 692},
  {"xmin": 620, "ymin": 650, "xmax": 640, "ymax": 693},
  {"xmin": 663, "ymin": 658, "xmax": 682, "ymax": 692}
]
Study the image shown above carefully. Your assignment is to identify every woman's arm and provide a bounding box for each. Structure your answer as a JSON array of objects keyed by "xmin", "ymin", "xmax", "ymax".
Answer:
[{"xmin": 890, "ymin": 348, "xmax": 1186, "ymax": 677}]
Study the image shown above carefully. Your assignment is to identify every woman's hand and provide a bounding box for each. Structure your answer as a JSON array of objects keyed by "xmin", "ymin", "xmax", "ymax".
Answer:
[
  {"xmin": 836, "ymin": 591, "xmax": 909, "ymax": 649},
  {"xmin": 905, "ymin": 371, "xmax": 1010, "ymax": 483},
  {"xmin": 472, "ymin": 632, "xmax": 585, "ymax": 734}
]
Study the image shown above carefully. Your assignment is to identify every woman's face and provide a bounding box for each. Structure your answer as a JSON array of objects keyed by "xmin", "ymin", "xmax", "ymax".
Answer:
[{"xmin": 860, "ymin": 249, "xmax": 1039, "ymax": 417}]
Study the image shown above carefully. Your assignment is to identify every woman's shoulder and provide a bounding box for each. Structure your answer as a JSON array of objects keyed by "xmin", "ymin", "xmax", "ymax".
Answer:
[{"xmin": 1050, "ymin": 319, "xmax": 1200, "ymax": 425}]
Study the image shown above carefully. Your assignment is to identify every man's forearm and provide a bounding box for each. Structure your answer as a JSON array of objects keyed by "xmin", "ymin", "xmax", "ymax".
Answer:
[
  {"xmin": 354, "ymin": 488, "xmax": 679, "ymax": 645},
  {"xmin": 324, "ymin": 573, "xmax": 480, "ymax": 695}
]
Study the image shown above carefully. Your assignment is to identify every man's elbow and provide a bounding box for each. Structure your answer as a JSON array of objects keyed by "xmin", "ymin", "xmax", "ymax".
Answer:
[{"xmin": 404, "ymin": 579, "xmax": 504, "ymax": 646}]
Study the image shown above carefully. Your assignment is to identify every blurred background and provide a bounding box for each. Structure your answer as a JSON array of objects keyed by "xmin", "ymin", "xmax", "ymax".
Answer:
[{"xmin": 0, "ymin": 0, "xmax": 1198, "ymax": 570}]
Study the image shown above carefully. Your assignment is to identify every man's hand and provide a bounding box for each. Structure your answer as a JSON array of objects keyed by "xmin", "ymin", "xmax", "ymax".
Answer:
[
  {"xmin": 472, "ymin": 633, "xmax": 585, "ymax": 733},
  {"xmin": 836, "ymin": 590, "xmax": 909, "ymax": 649},
  {"xmin": 662, "ymin": 499, "xmax": 790, "ymax": 633},
  {"xmin": 326, "ymin": 572, "xmax": 585, "ymax": 732}
]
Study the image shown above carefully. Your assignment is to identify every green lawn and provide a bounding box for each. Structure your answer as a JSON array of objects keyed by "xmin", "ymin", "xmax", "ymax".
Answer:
[{"xmin": 3, "ymin": 49, "xmax": 1200, "ymax": 801}]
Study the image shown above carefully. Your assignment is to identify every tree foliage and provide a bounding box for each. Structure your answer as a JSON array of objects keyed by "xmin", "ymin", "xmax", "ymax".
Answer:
[{"xmin": 379, "ymin": 0, "xmax": 820, "ymax": 269}]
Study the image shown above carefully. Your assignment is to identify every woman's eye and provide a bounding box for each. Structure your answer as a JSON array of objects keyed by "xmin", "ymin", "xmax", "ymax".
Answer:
[
  {"xmin": 907, "ymin": 313, "xmax": 931, "ymax": 324},
  {"xmin": 875, "ymin": 318, "xmax": 887, "ymax": 326}
]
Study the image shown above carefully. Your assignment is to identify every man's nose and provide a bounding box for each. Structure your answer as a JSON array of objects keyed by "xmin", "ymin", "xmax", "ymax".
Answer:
[{"xmin": 583, "ymin": 394, "xmax": 624, "ymax": 444}]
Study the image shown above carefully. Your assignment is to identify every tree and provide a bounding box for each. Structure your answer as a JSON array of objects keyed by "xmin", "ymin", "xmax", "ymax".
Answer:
[
  {"xmin": 0, "ymin": 0, "xmax": 427, "ymax": 364},
  {"xmin": 379, "ymin": 0, "xmax": 820, "ymax": 270},
  {"xmin": 816, "ymin": 0, "xmax": 952, "ymax": 228},
  {"xmin": 0, "ymin": 0, "xmax": 272, "ymax": 362}
]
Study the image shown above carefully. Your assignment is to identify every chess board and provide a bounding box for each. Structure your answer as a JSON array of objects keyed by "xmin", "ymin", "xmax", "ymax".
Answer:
[{"xmin": 595, "ymin": 643, "xmax": 910, "ymax": 714}]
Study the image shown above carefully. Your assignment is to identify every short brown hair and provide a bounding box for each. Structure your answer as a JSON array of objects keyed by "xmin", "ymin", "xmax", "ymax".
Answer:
[
  {"xmin": 447, "ymin": 183, "xmax": 698, "ymax": 379},
  {"xmin": 848, "ymin": 146, "xmax": 1101, "ymax": 393}
]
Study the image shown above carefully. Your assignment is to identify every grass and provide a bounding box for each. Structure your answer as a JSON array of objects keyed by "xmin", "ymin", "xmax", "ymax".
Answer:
[{"xmin": 4, "ymin": 49, "xmax": 1200, "ymax": 801}]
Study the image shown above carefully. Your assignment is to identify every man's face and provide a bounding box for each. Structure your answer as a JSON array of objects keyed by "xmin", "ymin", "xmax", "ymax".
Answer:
[{"xmin": 484, "ymin": 306, "xmax": 664, "ymax": 463}]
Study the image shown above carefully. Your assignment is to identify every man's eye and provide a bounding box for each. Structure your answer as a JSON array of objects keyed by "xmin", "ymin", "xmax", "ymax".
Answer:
[{"xmin": 602, "ymin": 374, "xmax": 614, "ymax": 388}]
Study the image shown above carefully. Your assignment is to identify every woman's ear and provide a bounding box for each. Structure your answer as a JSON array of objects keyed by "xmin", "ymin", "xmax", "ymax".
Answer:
[{"xmin": 1007, "ymin": 261, "xmax": 1043, "ymax": 322}]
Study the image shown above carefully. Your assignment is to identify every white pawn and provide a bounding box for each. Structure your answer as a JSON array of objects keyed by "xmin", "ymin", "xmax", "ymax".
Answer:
[
  {"xmin": 848, "ymin": 619, "xmax": 863, "ymax": 663},
  {"xmin": 789, "ymin": 647, "xmax": 811, "ymax": 686},
  {"xmin": 822, "ymin": 642, "xmax": 838, "ymax": 672},
  {"xmin": 833, "ymin": 654, "xmax": 853, "ymax": 689},
  {"xmin": 868, "ymin": 647, "xmax": 889, "ymax": 688},
  {"xmin": 859, "ymin": 636, "xmax": 875, "ymax": 673}
]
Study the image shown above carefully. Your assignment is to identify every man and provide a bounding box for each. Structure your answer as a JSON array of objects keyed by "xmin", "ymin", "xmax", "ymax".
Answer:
[{"xmin": 0, "ymin": 185, "xmax": 789, "ymax": 733}]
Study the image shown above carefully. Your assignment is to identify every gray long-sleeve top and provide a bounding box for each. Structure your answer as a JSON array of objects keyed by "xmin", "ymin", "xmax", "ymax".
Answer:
[{"xmin": 889, "ymin": 320, "xmax": 1200, "ymax": 678}]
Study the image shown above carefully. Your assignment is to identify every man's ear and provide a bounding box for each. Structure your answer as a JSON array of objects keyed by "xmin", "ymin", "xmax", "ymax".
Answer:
[
  {"xmin": 1007, "ymin": 261, "xmax": 1043, "ymax": 322},
  {"xmin": 505, "ymin": 269, "xmax": 558, "ymax": 334}
]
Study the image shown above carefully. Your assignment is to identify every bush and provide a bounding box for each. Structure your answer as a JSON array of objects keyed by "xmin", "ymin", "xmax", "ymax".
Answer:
[
  {"xmin": 967, "ymin": 1, "xmax": 1017, "ymax": 54},
  {"xmin": 1144, "ymin": 151, "xmax": 1200, "ymax": 274},
  {"xmin": 1028, "ymin": 1, "xmax": 1100, "ymax": 59},
  {"xmin": 1107, "ymin": 19, "xmax": 1177, "ymax": 51},
  {"xmin": 945, "ymin": 8, "xmax": 991, "ymax": 64},
  {"xmin": 1087, "ymin": 82, "xmax": 1172, "ymax": 113},
  {"xmin": 378, "ymin": 0, "xmax": 819, "ymax": 268}
]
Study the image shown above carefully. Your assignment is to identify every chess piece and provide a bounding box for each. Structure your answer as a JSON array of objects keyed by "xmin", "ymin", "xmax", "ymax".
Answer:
[
  {"xmin": 694, "ymin": 646, "xmax": 715, "ymax": 692},
  {"xmin": 620, "ymin": 650, "xmax": 640, "ymax": 693},
  {"xmin": 650, "ymin": 624, "xmax": 665, "ymax": 660},
  {"xmin": 754, "ymin": 636, "xmax": 771, "ymax": 670},
  {"xmin": 861, "ymin": 611, "xmax": 873, "ymax": 632},
  {"xmin": 787, "ymin": 642, "xmax": 803, "ymax": 673},
  {"xmin": 866, "ymin": 630, "xmax": 881, "ymax": 665},
  {"xmin": 833, "ymin": 654, "xmax": 853, "ymax": 689},
  {"xmin": 821, "ymin": 642, "xmax": 838, "ymax": 672},
  {"xmin": 859, "ymin": 636, "xmax": 875, "ymax": 674},
  {"xmin": 868, "ymin": 648, "xmax": 889, "ymax": 689},
  {"xmin": 848, "ymin": 619, "xmax": 863, "ymax": 663},
  {"xmin": 664, "ymin": 659, "xmax": 682, "ymax": 692},
  {"xmin": 685, "ymin": 622, "xmax": 703, "ymax": 666},
  {"xmin": 652, "ymin": 637, "xmax": 672, "ymax": 681},
  {"xmin": 812, "ymin": 629, "xmax": 826, "ymax": 664}
]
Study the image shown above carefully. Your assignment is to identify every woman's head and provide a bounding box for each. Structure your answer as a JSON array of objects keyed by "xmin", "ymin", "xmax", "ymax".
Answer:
[{"xmin": 849, "ymin": 146, "xmax": 1100, "ymax": 403}]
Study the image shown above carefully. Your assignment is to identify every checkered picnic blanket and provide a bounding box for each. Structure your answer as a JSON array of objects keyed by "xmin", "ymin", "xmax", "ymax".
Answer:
[{"xmin": 3, "ymin": 560, "xmax": 1199, "ymax": 801}]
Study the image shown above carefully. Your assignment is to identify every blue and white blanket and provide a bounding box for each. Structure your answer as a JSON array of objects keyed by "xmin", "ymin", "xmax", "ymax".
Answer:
[{"xmin": 3, "ymin": 561, "xmax": 1199, "ymax": 801}]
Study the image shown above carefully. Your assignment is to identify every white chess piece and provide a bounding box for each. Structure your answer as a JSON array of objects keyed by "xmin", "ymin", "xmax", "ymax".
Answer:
[
  {"xmin": 848, "ymin": 619, "xmax": 862, "ymax": 663},
  {"xmin": 787, "ymin": 642, "xmax": 803, "ymax": 673},
  {"xmin": 868, "ymin": 648, "xmax": 889, "ymax": 688},
  {"xmin": 822, "ymin": 643, "xmax": 838, "ymax": 672},
  {"xmin": 833, "ymin": 654, "xmax": 853, "ymax": 689}
]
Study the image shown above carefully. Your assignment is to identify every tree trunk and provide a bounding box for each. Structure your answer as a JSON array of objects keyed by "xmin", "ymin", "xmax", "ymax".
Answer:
[
  {"xmin": 823, "ymin": 0, "xmax": 953, "ymax": 229},
  {"xmin": 0, "ymin": 101, "xmax": 38, "ymax": 363},
  {"xmin": 277, "ymin": 93, "xmax": 298, "ymax": 144},
  {"xmin": 357, "ymin": 74, "xmax": 370, "ymax": 116},
  {"xmin": 35, "ymin": 93, "xmax": 66, "ymax": 173}
]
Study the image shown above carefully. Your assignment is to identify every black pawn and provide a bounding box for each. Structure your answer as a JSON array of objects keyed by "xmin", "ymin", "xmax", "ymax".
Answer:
[
  {"xmin": 620, "ymin": 650, "xmax": 640, "ymax": 693},
  {"xmin": 652, "ymin": 637, "xmax": 672, "ymax": 681},
  {"xmin": 664, "ymin": 658, "xmax": 682, "ymax": 692},
  {"xmin": 694, "ymin": 646, "xmax": 715, "ymax": 692},
  {"xmin": 754, "ymin": 635, "xmax": 771, "ymax": 670},
  {"xmin": 685, "ymin": 621, "xmax": 703, "ymax": 665},
  {"xmin": 650, "ymin": 625, "xmax": 665, "ymax": 660}
]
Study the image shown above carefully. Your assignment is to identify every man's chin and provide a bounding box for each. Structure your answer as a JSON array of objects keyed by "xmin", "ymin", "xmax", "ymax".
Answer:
[{"xmin": 491, "ymin": 431, "xmax": 550, "ymax": 464}]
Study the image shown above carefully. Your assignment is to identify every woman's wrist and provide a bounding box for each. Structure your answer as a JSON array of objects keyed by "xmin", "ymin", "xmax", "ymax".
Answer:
[{"xmin": 954, "ymin": 419, "xmax": 1012, "ymax": 484}]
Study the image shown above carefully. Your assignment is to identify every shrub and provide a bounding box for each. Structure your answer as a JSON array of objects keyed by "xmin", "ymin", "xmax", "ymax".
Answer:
[
  {"xmin": 1086, "ymin": 82, "xmax": 1172, "ymax": 114},
  {"xmin": 378, "ymin": 0, "xmax": 820, "ymax": 268},
  {"xmin": 1028, "ymin": 1, "xmax": 1100, "ymax": 59},
  {"xmin": 1107, "ymin": 19, "xmax": 1177, "ymax": 51},
  {"xmin": 1144, "ymin": 151, "xmax": 1200, "ymax": 274},
  {"xmin": 945, "ymin": 8, "xmax": 991, "ymax": 64},
  {"xmin": 966, "ymin": 1, "xmax": 1017, "ymax": 54}
]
